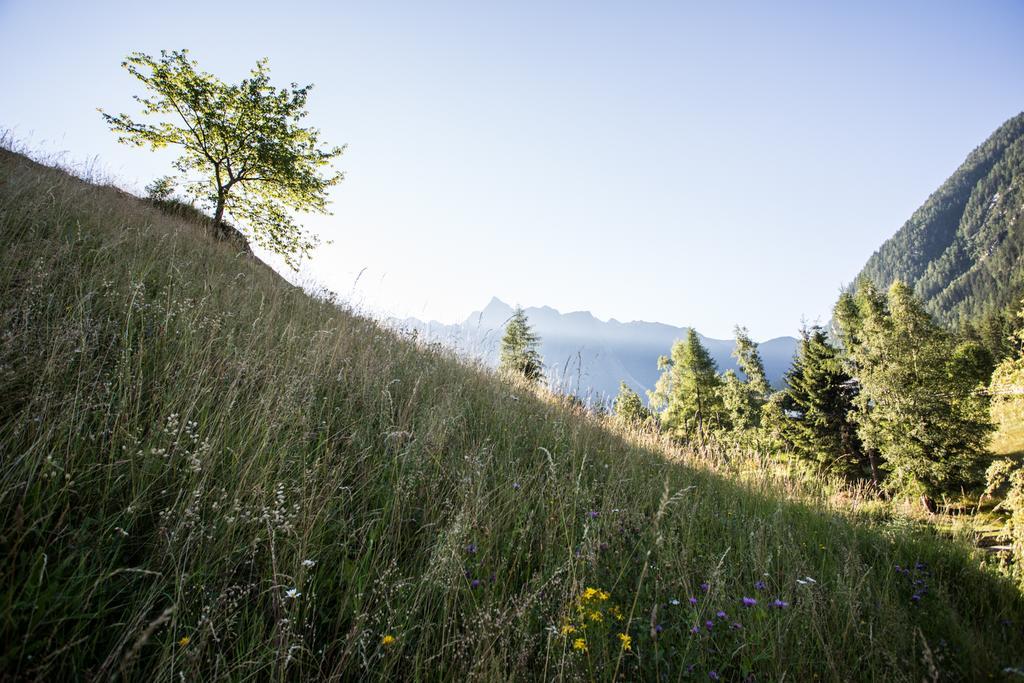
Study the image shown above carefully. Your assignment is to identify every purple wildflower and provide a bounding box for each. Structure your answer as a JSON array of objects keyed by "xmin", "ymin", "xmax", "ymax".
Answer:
[
  {"xmin": 911, "ymin": 593, "xmax": 921, "ymax": 603},
  {"xmin": 655, "ymin": 624, "xmax": 664, "ymax": 633},
  {"xmin": 700, "ymin": 582, "xmax": 710, "ymax": 593},
  {"xmin": 716, "ymin": 610, "xmax": 727, "ymax": 619},
  {"xmin": 690, "ymin": 625, "xmax": 700, "ymax": 635},
  {"xmin": 705, "ymin": 620, "xmax": 714, "ymax": 630},
  {"xmin": 689, "ymin": 596, "xmax": 698, "ymax": 606},
  {"xmin": 587, "ymin": 510, "xmax": 599, "ymax": 519},
  {"xmin": 470, "ymin": 579, "xmax": 481, "ymax": 589},
  {"xmin": 466, "ymin": 543, "xmax": 477, "ymax": 555},
  {"xmin": 771, "ymin": 599, "xmax": 789, "ymax": 609},
  {"xmin": 742, "ymin": 597, "xmax": 757, "ymax": 607},
  {"xmin": 731, "ymin": 622, "xmax": 743, "ymax": 630},
  {"xmin": 754, "ymin": 580, "xmax": 766, "ymax": 591},
  {"xmin": 709, "ymin": 672, "xmax": 720, "ymax": 681}
]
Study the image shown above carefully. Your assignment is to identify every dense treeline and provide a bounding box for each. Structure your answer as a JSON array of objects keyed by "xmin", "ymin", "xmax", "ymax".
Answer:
[
  {"xmin": 857, "ymin": 112, "xmax": 1024, "ymax": 355},
  {"xmin": 611, "ymin": 281, "xmax": 1021, "ymax": 512}
]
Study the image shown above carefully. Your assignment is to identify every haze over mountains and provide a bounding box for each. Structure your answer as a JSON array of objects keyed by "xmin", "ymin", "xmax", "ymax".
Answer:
[{"xmin": 394, "ymin": 298, "xmax": 799, "ymax": 402}]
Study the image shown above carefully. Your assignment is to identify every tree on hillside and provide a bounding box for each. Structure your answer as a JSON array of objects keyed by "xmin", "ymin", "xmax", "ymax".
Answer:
[
  {"xmin": 780, "ymin": 325, "xmax": 872, "ymax": 482},
  {"xmin": 499, "ymin": 307, "xmax": 544, "ymax": 384},
  {"xmin": 835, "ymin": 280, "xmax": 993, "ymax": 505},
  {"xmin": 722, "ymin": 326, "xmax": 771, "ymax": 431},
  {"xmin": 100, "ymin": 50, "xmax": 344, "ymax": 268},
  {"xmin": 612, "ymin": 381, "xmax": 651, "ymax": 426},
  {"xmin": 649, "ymin": 328, "xmax": 725, "ymax": 447}
]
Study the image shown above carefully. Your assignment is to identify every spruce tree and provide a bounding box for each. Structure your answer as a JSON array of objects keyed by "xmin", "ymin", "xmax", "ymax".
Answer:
[
  {"xmin": 782, "ymin": 326, "xmax": 872, "ymax": 481},
  {"xmin": 499, "ymin": 307, "xmax": 544, "ymax": 384}
]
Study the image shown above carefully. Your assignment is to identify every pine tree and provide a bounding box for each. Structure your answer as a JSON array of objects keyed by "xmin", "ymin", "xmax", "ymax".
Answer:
[
  {"xmin": 835, "ymin": 280, "xmax": 993, "ymax": 502},
  {"xmin": 499, "ymin": 307, "xmax": 544, "ymax": 384},
  {"xmin": 649, "ymin": 328, "xmax": 724, "ymax": 446},
  {"xmin": 612, "ymin": 381, "xmax": 651, "ymax": 426}
]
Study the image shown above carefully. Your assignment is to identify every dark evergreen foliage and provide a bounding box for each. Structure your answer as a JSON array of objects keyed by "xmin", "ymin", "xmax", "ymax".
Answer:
[{"xmin": 857, "ymin": 112, "xmax": 1024, "ymax": 338}]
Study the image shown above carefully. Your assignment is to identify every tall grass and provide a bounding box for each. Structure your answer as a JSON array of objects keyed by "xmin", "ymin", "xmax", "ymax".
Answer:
[{"xmin": 1, "ymin": 144, "xmax": 1022, "ymax": 681}]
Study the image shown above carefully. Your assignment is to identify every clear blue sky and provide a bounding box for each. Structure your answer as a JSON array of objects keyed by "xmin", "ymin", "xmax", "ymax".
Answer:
[{"xmin": 1, "ymin": 1, "xmax": 1022, "ymax": 339}]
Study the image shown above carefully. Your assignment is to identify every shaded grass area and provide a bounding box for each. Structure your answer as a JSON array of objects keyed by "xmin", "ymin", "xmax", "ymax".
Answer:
[{"xmin": 1, "ymin": 147, "xmax": 1023, "ymax": 681}]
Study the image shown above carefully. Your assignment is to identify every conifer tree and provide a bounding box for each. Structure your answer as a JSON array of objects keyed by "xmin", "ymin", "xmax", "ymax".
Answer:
[
  {"xmin": 649, "ymin": 328, "xmax": 724, "ymax": 446},
  {"xmin": 612, "ymin": 381, "xmax": 651, "ymax": 426},
  {"xmin": 835, "ymin": 280, "xmax": 993, "ymax": 503},
  {"xmin": 499, "ymin": 307, "xmax": 544, "ymax": 384},
  {"xmin": 782, "ymin": 326, "xmax": 872, "ymax": 481},
  {"xmin": 722, "ymin": 326, "xmax": 771, "ymax": 431}
]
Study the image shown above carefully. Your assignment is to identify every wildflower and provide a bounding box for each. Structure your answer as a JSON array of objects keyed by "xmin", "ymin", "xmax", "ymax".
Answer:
[
  {"xmin": 705, "ymin": 620, "xmax": 714, "ymax": 630},
  {"xmin": 689, "ymin": 596, "xmax": 698, "ymax": 605},
  {"xmin": 470, "ymin": 579, "xmax": 481, "ymax": 589},
  {"xmin": 741, "ymin": 597, "xmax": 757, "ymax": 607},
  {"xmin": 588, "ymin": 610, "xmax": 603, "ymax": 623},
  {"xmin": 754, "ymin": 580, "xmax": 766, "ymax": 590},
  {"xmin": 178, "ymin": 635, "xmax": 191, "ymax": 647},
  {"xmin": 573, "ymin": 637, "xmax": 588, "ymax": 652},
  {"xmin": 716, "ymin": 610, "xmax": 727, "ymax": 619},
  {"xmin": 381, "ymin": 634, "xmax": 396, "ymax": 646},
  {"xmin": 690, "ymin": 625, "xmax": 700, "ymax": 635},
  {"xmin": 466, "ymin": 543, "xmax": 477, "ymax": 555},
  {"xmin": 285, "ymin": 588, "xmax": 301, "ymax": 599},
  {"xmin": 731, "ymin": 622, "xmax": 743, "ymax": 630},
  {"xmin": 587, "ymin": 510, "xmax": 599, "ymax": 519},
  {"xmin": 669, "ymin": 598, "xmax": 681, "ymax": 606},
  {"xmin": 709, "ymin": 671, "xmax": 720, "ymax": 680},
  {"xmin": 654, "ymin": 623, "xmax": 664, "ymax": 634},
  {"xmin": 302, "ymin": 559, "xmax": 316, "ymax": 568},
  {"xmin": 561, "ymin": 624, "xmax": 577, "ymax": 635},
  {"xmin": 513, "ymin": 482, "xmax": 521, "ymax": 490},
  {"xmin": 618, "ymin": 632, "xmax": 632, "ymax": 651},
  {"xmin": 771, "ymin": 599, "xmax": 789, "ymax": 609},
  {"xmin": 582, "ymin": 587, "xmax": 599, "ymax": 601},
  {"xmin": 700, "ymin": 582, "xmax": 710, "ymax": 593}
]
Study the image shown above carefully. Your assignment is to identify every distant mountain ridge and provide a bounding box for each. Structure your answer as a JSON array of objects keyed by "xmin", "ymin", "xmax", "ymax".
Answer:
[
  {"xmin": 857, "ymin": 112, "xmax": 1024, "ymax": 328},
  {"xmin": 393, "ymin": 298, "xmax": 798, "ymax": 403}
]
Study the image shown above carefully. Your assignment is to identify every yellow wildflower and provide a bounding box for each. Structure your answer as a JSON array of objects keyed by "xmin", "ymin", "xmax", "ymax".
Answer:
[
  {"xmin": 588, "ymin": 610, "xmax": 603, "ymax": 623},
  {"xmin": 381, "ymin": 634, "xmax": 396, "ymax": 646},
  {"xmin": 582, "ymin": 587, "xmax": 599, "ymax": 601},
  {"xmin": 560, "ymin": 623, "xmax": 576, "ymax": 635},
  {"xmin": 572, "ymin": 637, "xmax": 588, "ymax": 653},
  {"xmin": 597, "ymin": 589, "xmax": 610, "ymax": 602},
  {"xmin": 618, "ymin": 633, "xmax": 632, "ymax": 651},
  {"xmin": 178, "ymin": 636, "xmax": 191, "ymax": 647}
]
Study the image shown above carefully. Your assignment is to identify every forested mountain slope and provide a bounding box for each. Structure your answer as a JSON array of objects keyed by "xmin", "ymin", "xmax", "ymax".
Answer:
[{"xmin": 858, "ymin": 112, "xmax": 1024, "ymax": 329}]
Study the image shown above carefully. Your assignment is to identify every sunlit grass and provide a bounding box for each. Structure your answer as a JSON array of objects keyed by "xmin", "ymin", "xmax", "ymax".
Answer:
[{"xmin": 1, "ymin": 142, "xmax": 1022, "ymax": 680}]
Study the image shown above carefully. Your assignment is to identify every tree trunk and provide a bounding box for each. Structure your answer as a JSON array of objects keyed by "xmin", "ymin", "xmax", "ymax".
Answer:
[
  {"xmin": 921, "ymin": 494, "xmax": 937, "ymax": 514},
  {"xmin": 867, "ymin": 449, "xmax": 881, "ymax": 489},
  {"xmin": 212, "ymin": 193, "xmax": 226, "ymax": 238}
]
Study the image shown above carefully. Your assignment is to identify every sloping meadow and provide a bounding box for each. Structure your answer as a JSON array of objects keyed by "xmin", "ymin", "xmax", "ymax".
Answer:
[{"xmin": 1, "ymin": 148, "xmax": 1022, "ymax": 680}]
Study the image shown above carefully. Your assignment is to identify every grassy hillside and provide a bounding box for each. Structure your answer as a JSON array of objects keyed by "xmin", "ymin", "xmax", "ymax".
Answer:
[
  {"xmin": 858, "ymin": 112, "xmax": 1024, "ymax": 331},
  {"xmin": 1, "ymin": 146, "xmax": 1023, "ymax": 681}
]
